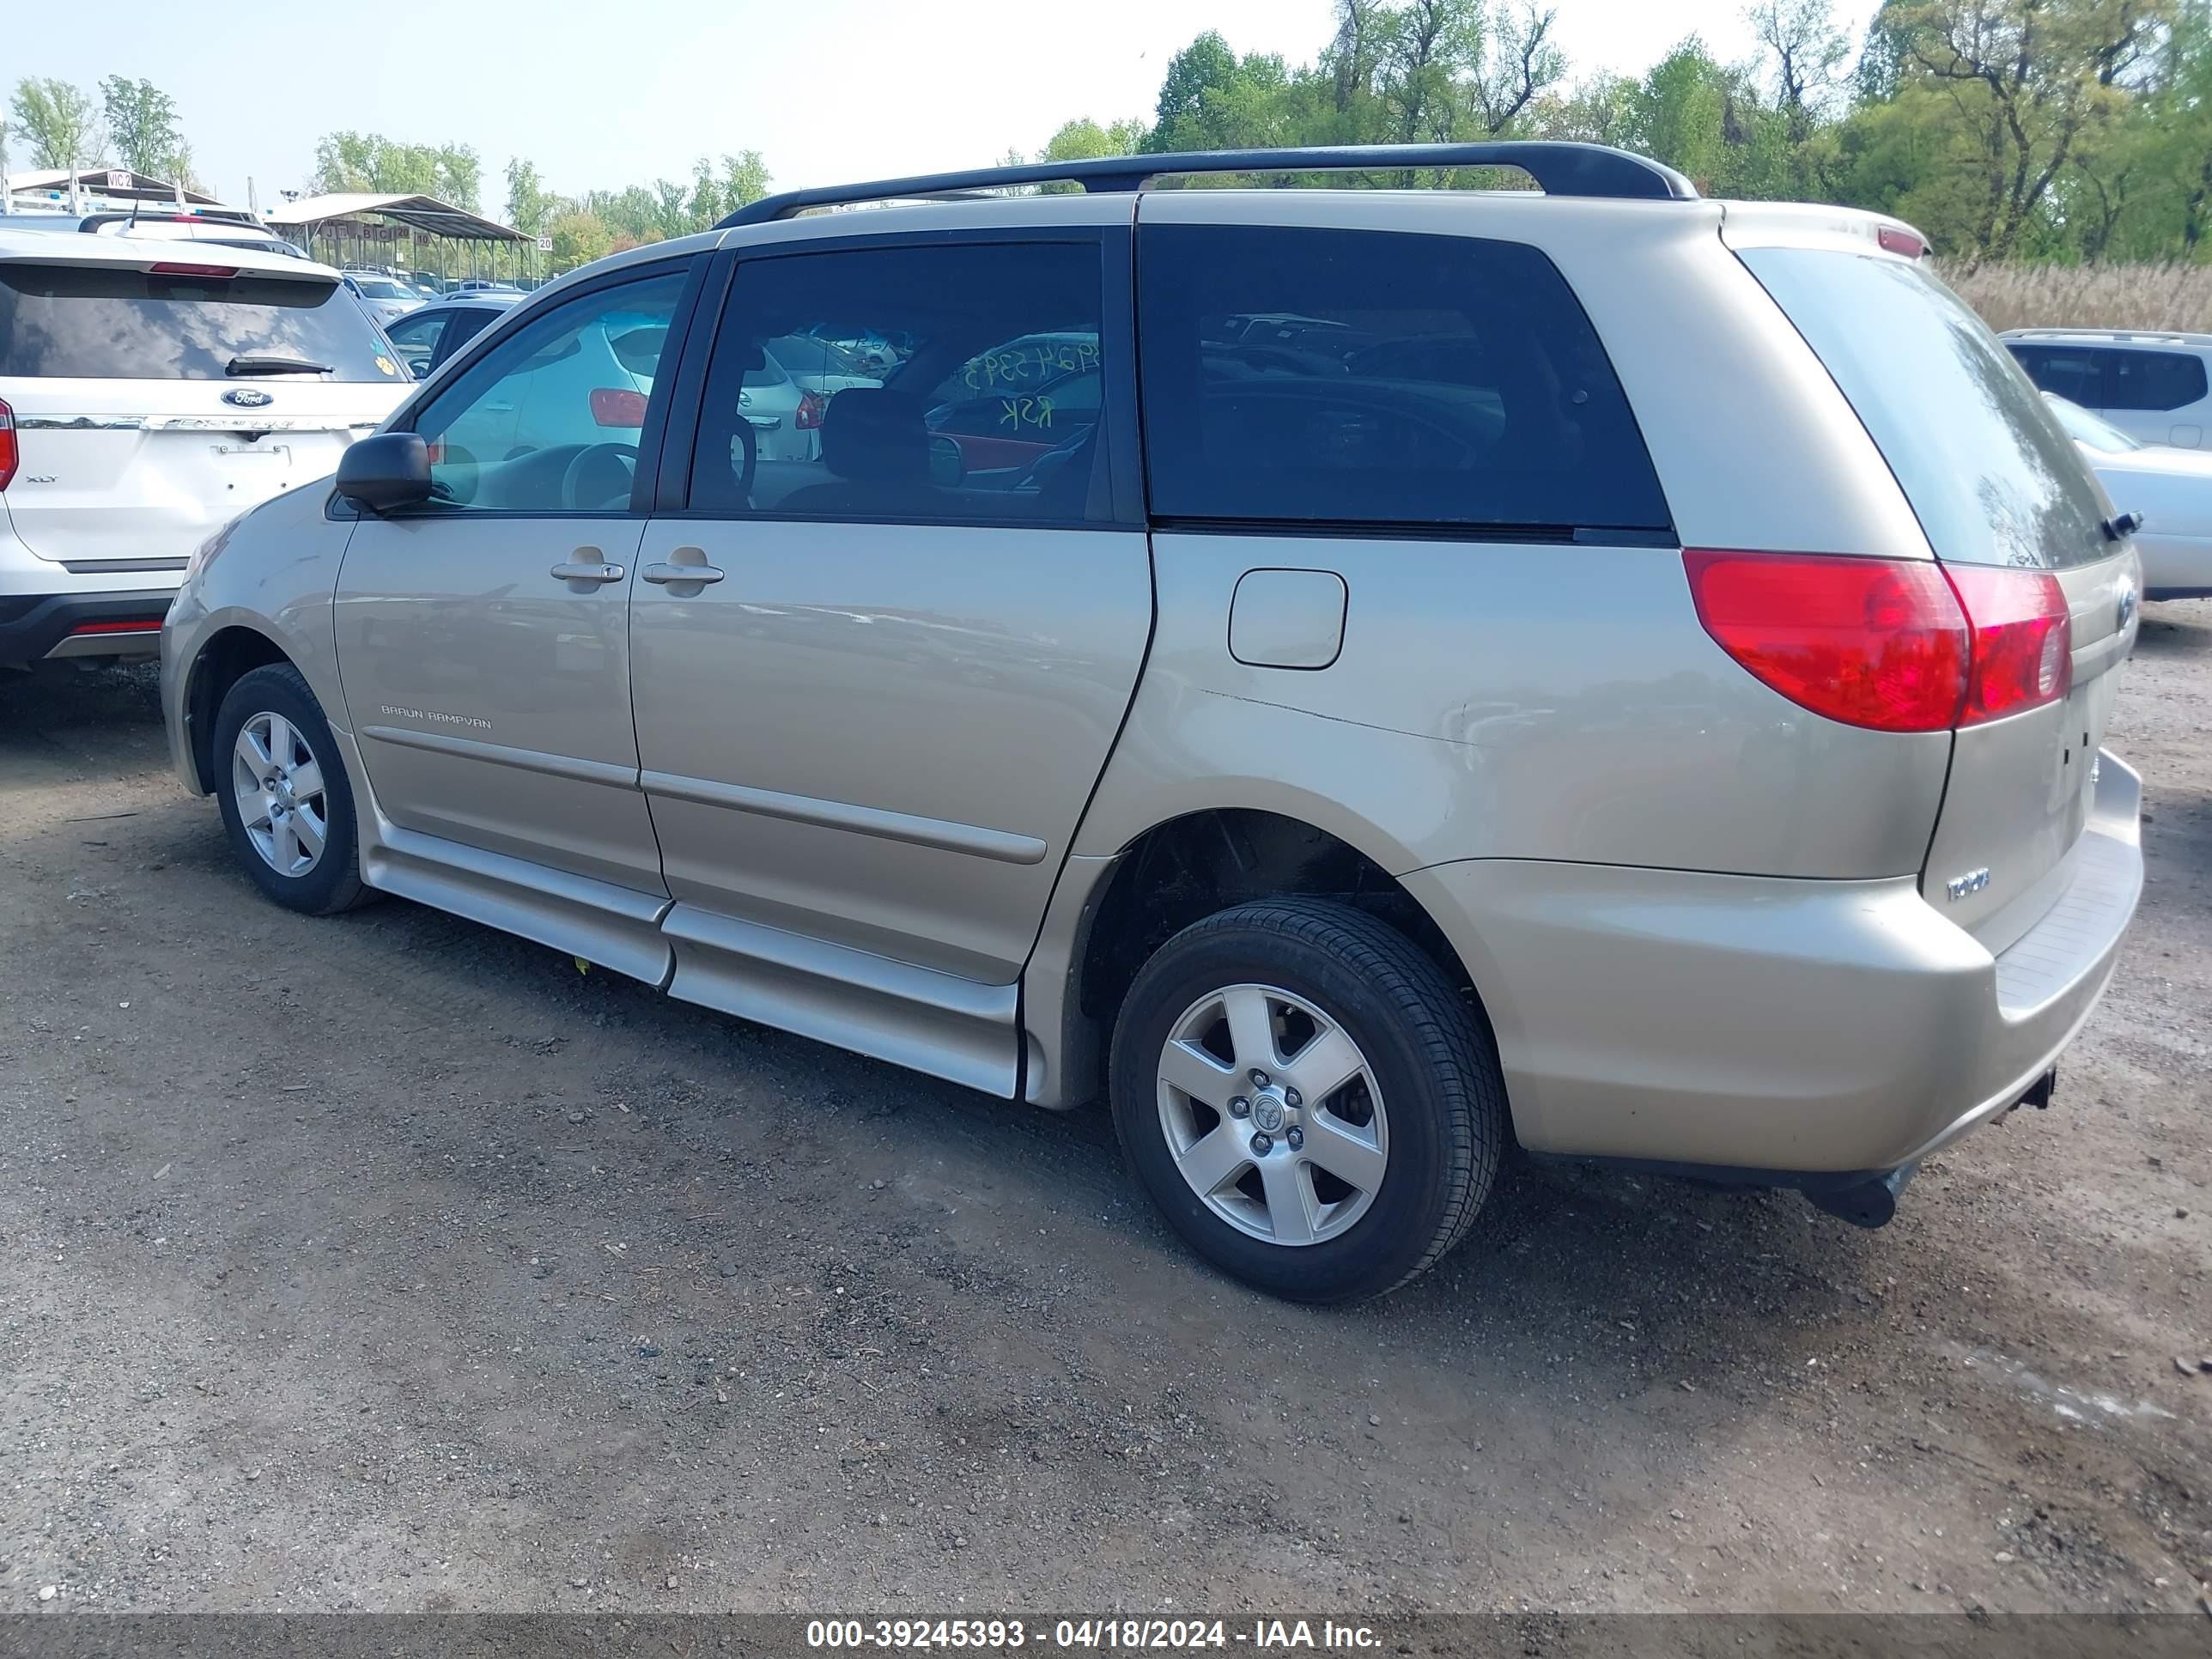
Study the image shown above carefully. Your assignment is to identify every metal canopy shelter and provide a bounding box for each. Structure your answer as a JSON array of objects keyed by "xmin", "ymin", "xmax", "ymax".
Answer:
[
  {"xmin": 5, "ymin": 167, "xmax": 233, "ymax": 215},
  {"xmin": 264, "ymin": 192, "xmax": 538, "ymax": 283}
]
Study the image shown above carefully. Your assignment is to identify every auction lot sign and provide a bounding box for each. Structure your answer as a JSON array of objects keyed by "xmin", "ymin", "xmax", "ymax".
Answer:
[{"xmin": 0, "ymin": 1617, "xmax": 2207, "ymax": 1658}]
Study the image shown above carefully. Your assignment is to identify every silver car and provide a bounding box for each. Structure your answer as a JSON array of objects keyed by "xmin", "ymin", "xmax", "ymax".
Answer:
[
  {"xmin": 341, "ymin": 271, "xmax": 424, "ymax": 328},
  {"xmin": 161, "ymin": 143, "xmax": 2145, "ymax": 1302}
]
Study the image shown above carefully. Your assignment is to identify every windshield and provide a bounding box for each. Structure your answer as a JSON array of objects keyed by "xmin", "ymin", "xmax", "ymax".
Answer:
[
  {"xmin": 0, "ymin": 262, "xmax": 404, "ymax": 381},
  {"xmin": 354, "ymin": 278, "xmax": 411, "ymax": 299},
  {"xmin": 2042, "ymin": 391, "xmax": 2142, "ymax": 453}
]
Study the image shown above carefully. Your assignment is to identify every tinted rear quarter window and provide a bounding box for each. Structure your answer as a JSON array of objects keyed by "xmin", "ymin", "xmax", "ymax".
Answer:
[
  {"xmin": 2104, "ymin": 347, "xmax": 2207, "ymax": 411},
  {"xmin": 1137, "ymin": 224, "xmax": 1669, "ymax": 535},
  {"xmin": 2008, "ymin": 343, "xmax": 2107, "ymax": 406},
  {"xmin": 1741, "ymin": 248, "xmax": 2109, "ymax": 569},
  {"xmin": 0, "ymin": 263, "xmax": 402, "ymax": 381}
]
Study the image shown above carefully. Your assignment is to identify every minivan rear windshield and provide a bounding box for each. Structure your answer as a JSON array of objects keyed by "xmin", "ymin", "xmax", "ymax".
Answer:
[
  {"xmin": 0, "ymin": 264, "xmax": 404, "ymax": 382},
  {"xmin": 1738, "ymin": 247, "xmax": 2109, "ymax": 568}
]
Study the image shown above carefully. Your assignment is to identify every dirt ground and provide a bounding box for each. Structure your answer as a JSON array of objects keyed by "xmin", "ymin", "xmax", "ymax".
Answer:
[{"xmin": 1, "ymin": 606, "xmax": 2207, "ymax": 1620}]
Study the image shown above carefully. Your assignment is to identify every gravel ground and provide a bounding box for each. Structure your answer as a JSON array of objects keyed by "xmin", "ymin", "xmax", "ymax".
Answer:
[{"xmin": 0, "ymin": 606, "xmax": 2207, "ymax": 1618}]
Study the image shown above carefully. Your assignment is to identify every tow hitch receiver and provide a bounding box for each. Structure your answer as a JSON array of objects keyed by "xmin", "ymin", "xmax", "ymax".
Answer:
[{"xmin": 2017, "ymin": 1066, "xmax": 2057, "ymax": 1111}]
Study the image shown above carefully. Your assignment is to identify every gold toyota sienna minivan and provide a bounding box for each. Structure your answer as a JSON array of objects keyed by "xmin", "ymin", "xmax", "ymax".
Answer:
[{"xmin": 162, "ymin": 143, "xmax": 2145, "ymax": 1301}]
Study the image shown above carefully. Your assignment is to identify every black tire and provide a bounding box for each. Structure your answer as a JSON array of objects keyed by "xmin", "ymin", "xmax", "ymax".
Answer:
[
  {"xmin": 1109, "ymin": 898, "xmax": 1505, "ymax": 1303},
  {"xmin": 211, "ymin": 663, "xmax": 373, "ymax": 916}
]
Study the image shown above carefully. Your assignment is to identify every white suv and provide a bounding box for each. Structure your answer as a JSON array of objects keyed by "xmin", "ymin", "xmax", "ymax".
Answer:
[
  {"xmin": 2003, "ymin": 328, "xmax": 2212, "ymax": 448},
  {"xmin": 0, "ymin": 229, "xmax": 408, "ymax": 669}
]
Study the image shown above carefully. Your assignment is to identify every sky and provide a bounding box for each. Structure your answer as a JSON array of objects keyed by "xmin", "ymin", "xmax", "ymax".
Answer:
[{"xmin": 5, "ymin": 0, "xmax": 1869, "ymax": 212}]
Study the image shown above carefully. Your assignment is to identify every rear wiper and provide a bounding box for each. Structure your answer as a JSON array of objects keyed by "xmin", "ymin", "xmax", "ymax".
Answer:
[{"xmin": 227, "ymin": 354, "xmax": 331, "ymax": 377}]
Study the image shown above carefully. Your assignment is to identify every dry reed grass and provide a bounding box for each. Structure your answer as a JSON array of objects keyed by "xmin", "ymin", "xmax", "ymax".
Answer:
[{"xmin": 1945, "ymin": 262, "xmax": 2212, "ymax": 335}]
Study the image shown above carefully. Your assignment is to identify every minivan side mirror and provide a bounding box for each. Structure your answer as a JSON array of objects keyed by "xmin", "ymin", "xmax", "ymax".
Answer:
[{"xmin": 336, "ymin": 431, "xmax": 433, "ymax": 512}]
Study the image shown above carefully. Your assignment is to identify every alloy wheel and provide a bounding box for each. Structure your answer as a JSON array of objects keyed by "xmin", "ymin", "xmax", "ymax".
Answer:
[
  {"xmin": 230, "ymin": 711, "xmax": 329, "ymax": 878},
  {"xmin": 1155, "ymin": 982, "xmax": 1389, "ymax": 1246}
]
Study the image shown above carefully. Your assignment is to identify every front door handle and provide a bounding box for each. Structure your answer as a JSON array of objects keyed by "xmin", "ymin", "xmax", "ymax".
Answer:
[
  {"xmin": 550, "ymin": 547, "xmax": 627, "ymax": 585},
  {"xmin": 641, "ymin": 548, "xmax": 725, "ymax": 586}
]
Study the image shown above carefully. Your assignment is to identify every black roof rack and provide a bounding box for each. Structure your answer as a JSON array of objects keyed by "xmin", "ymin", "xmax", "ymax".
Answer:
[{"xmin": 718, "ymin": 142, "xmax": 1698, "ymax": 228}]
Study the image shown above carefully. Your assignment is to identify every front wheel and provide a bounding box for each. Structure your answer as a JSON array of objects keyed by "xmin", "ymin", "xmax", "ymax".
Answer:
[
  {"xmin": 1109, "ymin": 899, "xmax": 1504, "ymax": 1302},
  {"xmin": 212, "ymin": 663, "xmax": 371, "ymax": 916}
]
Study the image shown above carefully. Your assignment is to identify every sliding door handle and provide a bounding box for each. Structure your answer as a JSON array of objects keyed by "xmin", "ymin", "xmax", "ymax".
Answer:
[
  {"xmin": 550, "ymin": 555, "xmax": 627, "ymax": 585},
  {"xmin": 641, "ymin": 556, "xmax": 725, "ymax": 586}
]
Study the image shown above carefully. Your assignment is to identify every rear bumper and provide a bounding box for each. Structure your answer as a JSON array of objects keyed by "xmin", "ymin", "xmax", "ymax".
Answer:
[
  {"xmin": 0, "ymin": 590, "xmax": 176, "ymax": 669},
  {"xmin": 1400, "ymin": 751, "xmax": 2143, "ymax": 1176}
]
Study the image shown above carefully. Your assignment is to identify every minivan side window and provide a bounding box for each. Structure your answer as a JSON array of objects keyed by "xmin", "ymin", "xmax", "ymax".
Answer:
[
  {"xmin": 408, "ymin": 270, "xmax": 687, "ymax": 514},
  {"xmin": 2104, "ymin": 348, "xmax": 2208, "ymax": 411},
  {"xmin": 2008, "ymin": 343, "xmax": 2107, "ymax": 407},
  {"xmin": 686, "ymin": 242, "xmax": 1109, "ymax": 524},
  {"xmin": 1136, "ymin": 224, "xmax": 1669, "ymax": 534}
]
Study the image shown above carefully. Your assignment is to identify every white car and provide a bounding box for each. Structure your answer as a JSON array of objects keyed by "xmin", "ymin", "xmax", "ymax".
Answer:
[
  {"xmin": 431, "ymin": 301, "xmax": 670, "ymax": 480},
  {"xmin": 737, "ymin": 348, "xmax": 820, "ymax": 463},
  {"xmin": 5, "ymin": 211, "xmax": 312, "ymax": 261},
  {"xmin": 2005, "ymin": 328, "xmax": 2212, "ymax": 449},
  {"xmin": 0, "ymin": 229, "xmax": 410, "ymax": 667},
  {"xmin": 764, "ymin": 334, "xmax": 883, "ymax": 398},
  {"xmin": 2045, "ymin": 393, "xmax": 2212, "ymax": 599},
  {"xmin": 342, "ymin": 271, "xmax": 424, "ymax": 328}
]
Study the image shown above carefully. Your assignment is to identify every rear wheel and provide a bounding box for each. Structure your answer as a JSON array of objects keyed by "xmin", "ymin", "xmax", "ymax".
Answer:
[
  {"xmin": 1109, "ymin": 899, "xmax": 1504, "ymax": 1302},
  {"xmin": 213, "ymin": 664, "xmax": 371, "ymax": 916}
]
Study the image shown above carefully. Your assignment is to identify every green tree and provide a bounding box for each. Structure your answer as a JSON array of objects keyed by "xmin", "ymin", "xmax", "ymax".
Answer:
[
  {"xmin": 10, "ymin": 76, "xmax": 102, "ymax": 169},
  {"xmin": 1747, "ymin": 0, "xmax": 1850, "ymax": 133},
  {"xmin": 1875, "ymin": 0, "xmax": 2174, "ymax": 258},
  {"xmin": 720, "ymin": 150, "xmax": 771, "ymax": 213},
  {"xmin": 1152, "ymin": 30, "xmax": 1243, "ymax": 148},
  {"xmin": 1531, "ymin": 71, "xmax": 1640, "ymax": 144},
  {"xmin": 990, "ymin": 0, "xmax": 2212, "ymax": 263},
  {"xmin": 683, "ymin": 151, "xmax": 772, "ymax": 224},
  {"xmin": 311, "ymin": 131, "xmax": 479, "ymax": 205},
  {"xmin": 1039, "ymin": 117, "xmax": 1152, "ymax": 161},
  {"xmin": 313, "ymin": 131, "xmax": 430, "ymax": 194},
  {"xmin": 1474, "ymin": 5, "xmax": 1565, "ymax": 133},
  {"xmin": 1627, "ymin": 40, "xmax": 1736, "ymax": 189},
  {"xmin": 548, "ymin": 210, "xmax": 613, "ymax": 268},
  {"xmin": 99, "ymin": 77, "xmax": 184, "ymax": 177},
  {"xmin": 1377, "ymin": 0, "xmax": 1486, "ymax": 147},
  {"xmin": 504, "ymin": 156, "xmax": 555, "ymax": 236},
  {"xmin": 166, "ymin": 142, "xmax": 210, "ymax": 196},
  {"xmin": 435, "ymin": 144, "xmax": 482, "ymax": 211},
  {"xmin": 2055, "ymin": 1, "xmax": 2212, "ymax": 258}
]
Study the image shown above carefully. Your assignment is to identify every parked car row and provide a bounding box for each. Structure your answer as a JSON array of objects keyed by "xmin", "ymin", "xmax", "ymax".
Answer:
[{"xmin": 143, "ymin": 141, "xmax": 2148, "ymax": 1304}]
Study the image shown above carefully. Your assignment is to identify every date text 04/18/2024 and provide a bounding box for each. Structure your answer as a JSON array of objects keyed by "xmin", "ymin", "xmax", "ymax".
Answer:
[{"xmin": 805, "ymin": 1619, "xmax": 1382, "ymax": 1650}]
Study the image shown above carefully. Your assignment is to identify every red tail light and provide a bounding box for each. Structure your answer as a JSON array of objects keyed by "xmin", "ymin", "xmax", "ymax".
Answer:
[
  {"xmin": 1877, "ymin": 226, "xmax": 1928, "ymax": 259},
  {"xmin": 1685, "ymin": 550, "xmax": 1968, "ymax": 732},
  {"xmin": 796, "ymin": 389, "xmax": 827, "ymax": 431},
  {"xmin": 1684, "ymin": 551, "xmax": 2071, "ymax": 732},
  {"xmin": 0, "ymin": 398, "xmax": 15, "ymax": 491},
  {"xmin": 149, "ymin": 261, "xmax": 238, "ymax": 279},
  {"xmin": 589, "ymin": 387, "xmax": 648, "ymax": 428},
  {"xmin": 1947, "ymin": 563, "xmax": 2072, "ymax": 722}
]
